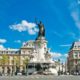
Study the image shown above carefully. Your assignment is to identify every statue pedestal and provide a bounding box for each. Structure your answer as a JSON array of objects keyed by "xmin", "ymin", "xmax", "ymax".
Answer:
[
  {"xmin": 26, "ymin": 21, "xmax": 57, "ymax": 75},
  {"xmin": 35, "ymin": 37, "xmax": 47, "ymax": 62}
]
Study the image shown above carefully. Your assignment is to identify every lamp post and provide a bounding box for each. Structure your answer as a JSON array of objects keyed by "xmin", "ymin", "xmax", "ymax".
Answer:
[
  {"xmin": 75, "ymin": 59, "xmax": 78, "ymax": 75},
  {"xmin": 62, "ymin": 63, "xmax": 63, "ymax": 75},
  {"xmin": 76, "ymin": 64, "xmax": 78, "ymax": 75},
  {"xmin": 58, "ymin": 59, "xmax": 60, "ymax": 75},
  {"xmin": 65, "ymin": 62, "xmax": 67, "ymax": 75}
]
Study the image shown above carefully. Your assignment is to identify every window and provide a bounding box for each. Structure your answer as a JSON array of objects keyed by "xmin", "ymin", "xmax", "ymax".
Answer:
[
  {"xmin": 2, "ymin": 51, "xmax": 3, "ymax": 54},
  {"xmin": 74, "ymin": 54, "xmax": 77, "ymax": 58},
  {"xmin": 11, "ymin": 60, "xmax": 14, "ymax": 64},
  {"xmin": 74, "ymin": 60, "xmax": 77, "ymax": 64},
  {"xmin": 28, "ymin": 51, "xmax": 31, "ymax": 54},
  {"xmin": 75, "ymin": 52, "xmax": 78, "ymax": 54},
  {"xmin": 6, "ymin": 51, "xmax": 8, "ymax": 53},
  {"xmin": 79, "ymin": 54, "xmax": 80, "ymax": 57},
  {"xmin": 23, "ymin": 51, "xmax": 25, "ymax": 54},
  {"xmin": 78, "ymin": 60, "xmax": 80, "ymax": 63},
  {"xmin": 11, "ymin": 51, "xmax": 14, "ymax": 54},
  {"xmin": 28, "ymin": 65, "xmax": 34, "ymax": 68}
]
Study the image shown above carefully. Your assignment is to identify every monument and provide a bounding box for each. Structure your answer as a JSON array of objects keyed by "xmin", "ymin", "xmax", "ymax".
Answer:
[
  {"xmin": 26, "ymin": 21, "xmax": 57, "ymax": 75},
  {"xmin": 35, "ymin": 21, "xmax": 47, "ymax": 62}
]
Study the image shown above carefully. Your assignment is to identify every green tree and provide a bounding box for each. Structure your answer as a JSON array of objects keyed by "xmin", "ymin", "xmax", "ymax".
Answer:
[
  {"xmin": 23, "ymin": 56, "xmax": 30, "ymax": 74},
  {"xmin": 14, "ymin": 56, "xmax": 20, "ymax": 73},
  {"xmin": 0, "ymin": 57, "xmax": 3, "ymax": 66},
  {"xmin": 2, "ymin": 54, "xmax": 9, "ymax": 74}
]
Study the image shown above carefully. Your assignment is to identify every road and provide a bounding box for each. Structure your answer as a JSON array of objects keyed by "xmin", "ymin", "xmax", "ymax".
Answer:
[{"xmin": 0, "ymin": 75, "xmax": 80, "ymax": 80}]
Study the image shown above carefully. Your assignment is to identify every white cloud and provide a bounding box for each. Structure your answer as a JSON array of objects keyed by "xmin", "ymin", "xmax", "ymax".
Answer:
[
  {"xmin": 71, "ymin": 11, "xmax": 80, "ymax": 29},
  {"xmin": 28, "ymin": 29, "xmax": 36, "ymax": 35},
  {"xmin": 68, "ymin": 32, "xmax": 77, "ymax": 39},
  {"xmin": 71, "ymin": 11, "xmax": 79, "ymax": 21},
  {"xmin": 0, "ymin": 39, "xmax": 7, "ymax": 43},
  {"xmin": 9, "ymin": 20, "xmax": 39, "ymax": 35},
  {"xmin": 70, "ymin": 1, "xmax": 80, "ymax": 29},
  {"xmin": 50, "ymin": 52, "xmax": 62, "ymax": 58},
  {"xmin": 78, "ymin": 0, "xmax": 80, "ymax": 4},
  {"xmin": 34, "ymin": 28, "xmax": 39, "ymax": 32},
  {"xmin": 59, "ymin": 44, "xmax": 71, "ymax": 47},
  {"xmin": 64, "ymin": 53, "xmax": 68, "ymax": 57},
  {"xmin": 0, "ymin": 45, "xmax": 5, "ymax": 50},
  {"xmin": 53, "ymin": 31, "xmax": 62, "ymax": 38},
  {"xmin": 50, "ymin": 52, "xmax": 68, "ymax": 62},
  {"xmin": 14, "ymin": 40, "xmax": 21, "ymax": 43},
  {"xmin": 0, "ymin": 45, "xmax": 19, "ymax": 51}
]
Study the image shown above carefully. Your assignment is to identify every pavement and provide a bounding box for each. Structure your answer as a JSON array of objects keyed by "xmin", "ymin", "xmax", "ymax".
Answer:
[{"xmin": 0, "ymin": 75, "xmax": 80, "ymax": 80}]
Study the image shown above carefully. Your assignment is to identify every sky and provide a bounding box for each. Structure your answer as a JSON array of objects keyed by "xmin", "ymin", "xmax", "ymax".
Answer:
[{"xmin": 0, "ymin": 0, "xmax": 80, "ymax": 62}]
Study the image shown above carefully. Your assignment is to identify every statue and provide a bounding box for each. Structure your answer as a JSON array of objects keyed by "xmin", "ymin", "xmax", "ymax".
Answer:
[
  {"xmin": 38, "ymin": 21, "xmax": 45, "ymax": 37},
  {"xmin": 36, "ymin": 21, "xmax": 45, "ymax": 40}
]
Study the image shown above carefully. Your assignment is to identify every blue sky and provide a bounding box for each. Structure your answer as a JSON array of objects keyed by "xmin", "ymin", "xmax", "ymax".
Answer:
[{"xmin": 0, "ymin": 0, "xmax": 80, "ymax": 62}]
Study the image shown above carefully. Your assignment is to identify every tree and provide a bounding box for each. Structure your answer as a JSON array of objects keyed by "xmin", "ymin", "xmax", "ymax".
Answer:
[
  {"xmin": 0, "ymin": 57, "xmax": 3, "ymax": 65},
  {"xmin": 13, "ymin": 55, "xmax": 20, "ymax": 73},
  {"xmin": 23, "ymin": 56, "xmax": 30, "ymax": 75},
  {"xmin": 2, "ymin": 54, "xmax": 9, "ymax": 74}
]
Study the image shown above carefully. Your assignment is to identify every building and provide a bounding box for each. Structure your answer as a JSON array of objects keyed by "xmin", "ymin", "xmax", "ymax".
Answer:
[
  {"xmin": 67, "ymin": 41, "xmax": 80, "ymax": 74},
  {"xmin": 0, "ymin": 39, "xmax": 56, "ymax": 75},
  {"xmin": 55, "ymin": 60, "xmax": 67, "ymax": 74},
  {"xmin": 0, "ymin": 40, "xmax": 34, "ymax": 75}
]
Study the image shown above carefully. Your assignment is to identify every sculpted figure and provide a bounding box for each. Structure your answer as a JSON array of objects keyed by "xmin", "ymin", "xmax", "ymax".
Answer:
[{"xmin": 37, "ymin": 21, "xmax": 45, "ymax": 37}]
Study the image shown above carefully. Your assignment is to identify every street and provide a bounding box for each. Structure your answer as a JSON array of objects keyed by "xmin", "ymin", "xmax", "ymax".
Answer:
[{"xmin": 0, "ymin": 75, "xmax": 80, "ymax": 80}]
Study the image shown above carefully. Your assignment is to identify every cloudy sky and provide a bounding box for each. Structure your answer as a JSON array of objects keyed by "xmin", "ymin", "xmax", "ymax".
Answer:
[{"xmin": 0, "ymin": 0, "xmax": 80, "ymax": 62}]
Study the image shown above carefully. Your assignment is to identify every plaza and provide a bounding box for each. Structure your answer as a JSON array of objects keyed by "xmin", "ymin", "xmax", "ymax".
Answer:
[
  {"xmin": 0, "ymin": 75, "xmax": 80, "ymax": 80},
  {"xmin": 0, "ymin": 0, "xmax": 80, "ymax": 80}
]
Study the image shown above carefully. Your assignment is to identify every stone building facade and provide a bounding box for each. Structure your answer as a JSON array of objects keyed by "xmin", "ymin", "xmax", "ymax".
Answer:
[
  {"xmin": 0, "ymin": 39, "xmax": 57, "ymax": 75},
  {"xmin": 67, "ymin": 41, "xmax": 80, "ymax": 74},
  {"xmin": 0, "ymin": 40, "xmax": 34, "ymax": 75}
]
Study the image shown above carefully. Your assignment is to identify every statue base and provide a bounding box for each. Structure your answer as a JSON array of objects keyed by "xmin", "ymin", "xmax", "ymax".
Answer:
[{"xmin": 36, "ymin": 36, "xmax": 46, "ymax": 41}]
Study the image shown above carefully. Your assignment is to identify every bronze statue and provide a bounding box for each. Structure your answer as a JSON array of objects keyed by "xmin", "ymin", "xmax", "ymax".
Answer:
[{"xmin": 37, "ymin": 21, "xmax": 45, "ymax": 37}]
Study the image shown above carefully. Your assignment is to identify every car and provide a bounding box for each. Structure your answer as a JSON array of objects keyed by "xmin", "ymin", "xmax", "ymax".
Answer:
[
  {"xmin": 43, "ymin": 71, "xmax": 53, "ymax": 75},
  {"xmin": 17, "ymin": 72, "xmax": 22, "ymax": 76},
  {"xmin": 32, "ymin": 71, "xmax": 37, "ymax": 75}
]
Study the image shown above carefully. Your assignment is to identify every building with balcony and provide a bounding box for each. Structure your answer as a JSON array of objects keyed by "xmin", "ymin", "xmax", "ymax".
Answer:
[
  {"xmin": 0, "ymin": 40, "xmax": 35, "ymax": 75},
  {"xmin": 67, "ymin": 41, "xmax": 80, "ymax": 74},
  {"xmin": 0, "ymin": 39, "xmax": 57, "ymax": 75}
]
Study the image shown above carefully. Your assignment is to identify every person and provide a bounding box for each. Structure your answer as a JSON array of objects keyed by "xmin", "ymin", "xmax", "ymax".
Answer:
[
  {"xmin": 21, "ymin": 69, "xmax": 25, "ymax": 75},
  {"xmin": 7, "ymin": 67, "xmax": 11, "ymax": 75},
  {"xmin": 0, "ymin": 72, "xmax": 2, "ymax": 76}
]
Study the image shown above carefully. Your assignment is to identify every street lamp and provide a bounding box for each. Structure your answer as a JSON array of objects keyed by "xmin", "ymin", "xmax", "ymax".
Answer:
[
  {"xmin": 75, "ymin": 59, "xmax": 78, "ymax": 75},
  {"xmin": 65, "ymin": 62, "xmax": 67, "ymax": 75},
  {"xmin": 58, "ymin": 59, "xmax": 60, "ymax": 75},
  {"xmin": 62, "ymin": 63, "xmax": 63, "ymax": 75},
  {"xmin": 76, "ymin": 64, "xmax": 78, "ymax": 75}
]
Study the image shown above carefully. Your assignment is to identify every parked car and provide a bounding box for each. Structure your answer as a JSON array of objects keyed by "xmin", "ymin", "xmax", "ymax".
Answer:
[
  {"xmin": 43, "ymin": 71, "xmax": 53, "ymax": 75},
  {"xmin": 17, "ymin": 72, "xmax": 22, "ymax": 76}
]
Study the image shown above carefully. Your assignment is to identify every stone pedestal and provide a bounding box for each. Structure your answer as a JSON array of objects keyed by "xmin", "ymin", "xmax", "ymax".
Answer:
[
  {"xmin": 27, "ymin": 36, "xmax": 57, "ymax": 75},
  {"xmin": 35, "ymin": 37, "xmax": 47, "ymax": 62}
]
